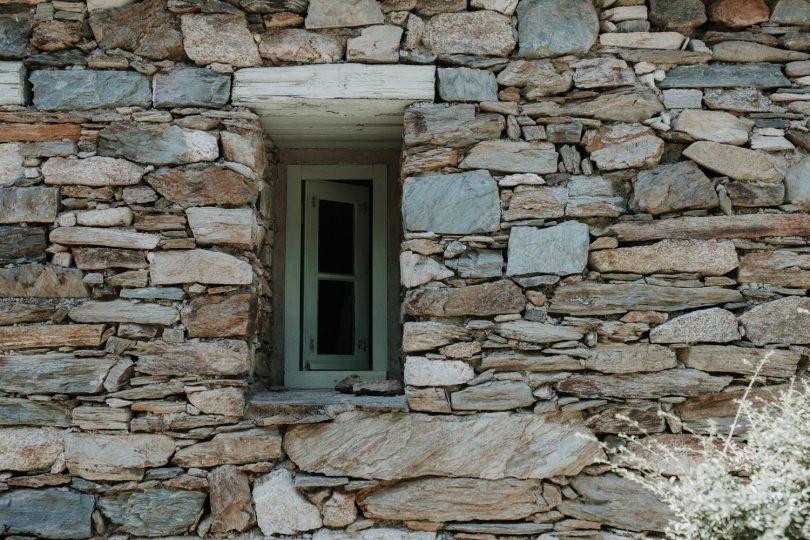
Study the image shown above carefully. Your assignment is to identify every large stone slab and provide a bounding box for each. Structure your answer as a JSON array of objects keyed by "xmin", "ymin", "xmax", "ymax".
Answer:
[
  {"xmin": 583, "ymin": 124, "xmax": 663, "ymax": 171},
  {"xmin": 444, "ymin": 249, "xmax": 503, "ymax": 278},
  {"xmin": 0, "ymin": 353, "xmax": 116, "ymax": 395},
  {"xmin": 0, "ymin": 264, "xmax": 88, "ymax": 297},
  {"xmin": 68, "ymin": 300, "xmax": 178, "ymax": 325},
  {"xmin": 209, "ymin": 465, "xmax": 255, "ymax": 533},
  {"xmin": 0, "ymin": 488, "xmax": 94, "ymax": 539},
  {"xmin": 0, "ymin": 427, "xmax": 64, "ymax": 471},
  {"xmin": 738, "ymin": 250, "xmax": 810, "ymax": 288},
  {"xmin": 402, "ymin": 170, "xmax": 500, "ymax": 234},
  {"xmin": 0, "ymin": 186, "xmax": 58, "ymax": 223},
  {"xmin": 549, "ymin": 283, "xmax": 742, "ymax": 315},
  {"xmin": 422, "ymin": 11, "xmax": 515, "ymax": 56},
  {"xmin": 149, "ymin": 249, "xmax": 253, "ymax": 285},
  {"xmin": 403, "ymin": 103, "xmax": 504, "ymax": 148},
  {"xmin": 683, "ymin": 141, "xmax": 782, "ymax": 182},
  {"xmin": 74, "ymin": 247, "xmax": 147, "ymax": 270},
  {"xmin": 610, "ymin": 214, "xmax": 810, "ymax": 241},
  {"xmin": 182, "ymin": 293, "xmax": 255, "ymax": 338},
  {"xmin": 186, "ymin": 207, "xmax": 257, "ymax": 248},
  {"xmin": 50, "ymin": 227, "xmax": 159, "ymax": 249},
  {"xmin": 450, "ymin": 381, "xmax": 534, "ymax": 411},
  {"xmin": 650, "ymin": 308, "xmax": 740, "ymax": 344},
  {"xmin": 493, "ymin": 320, "xmax": 585, "ymax": 343},
  {"xmin": 260, "ymin": 28, "xmax": 344, "ymax": 64},
  {"xmin": 558, "ymin": 369, "xmax": 732, "ymax": 399},
  {"xmin": 460, "ymin": 141, "xmax": 558, "ymax": 174},
  {"xmin": 785, "ymin": 156, "xmax": 810, "ymax": 207},
  {"xmin": 659, "ymin": 63, "xmax": 790, "ymax": 89},
  {"xmin": 0, "ymin": 8, "xmax": 33, "ymax": 59},
  {"xmin": 677, "ymin": 384, "xmax": 796, "ymax": 434},
  {"xmin": 583, "ymin": 344, "xmax": 676, "ymax": 374},
  {"xmin": 404, "ymin": 356, "xmax": 474, "ymax": 387},
  {"xmin": 713, "ymin": 40, "xmax": 808, "ymax": 63},
  {"xmin": 42, "ymin": 156, "xmax": 144, "ymax": 186},
  {"xmin": 359, "ymin": 477, "xmax": 547, "ymax": 521},
  {"xmin": 65, "ymin": 433, "xmax": 175, "ymax": 481},
  {"xmin": 305, "ymin": 0, "xmax": 383, "ymax": 28},
  {"xmin": 438, "ymin": 67, "xmax": 497, "ymax": 102},
  {"xmin": 506, "ymin": 221, "xmax": 589, "ymax": 276},
  {"xmin": 173, "ymin": 428, "xmax": 282, "ymax": 467},
  {"xmin": 0, "ymin": 324, "xmax": 103, "ymax": 350},
  {"xmin": 31, "ymin": 70, "xmax": 151, "ymax": 111},
  {"xmin": 88, "ymin": 0, "xmax": 186, "ymax": 60},
  {"xmin": 180, "ymin": 13, "xmax": 261, "ymax": 67},
  {"xmin": 503, "ymin": 185, "xmax": 567, "ymax": 221},
  {"xmin": 558, "ymin": 474, "xmax": 673, "ymax": 532},
  {"xmin": 770, "ymin": 0, "xmax": 810, "ymax": 23},
  {"xmin": 254, "ymin": 468, "xmax": 322, "ymax": 535},
  {"xmin": 99, "ymin": 488, "xmax": 207, "ymax": 536},
  {"xmin": 403, "ymin": 321, "xmax": 471, "ymax": 352},
  {"xmin": 632, "ymin": 161, "xmax": 718, "ymax": 215},
  {"xmin": 153, "ymin": 67, "xmax": 230, "ymax": 108},
  {"xmin": 404, "ymin": 280, "xmax": 524, "ymax": 317},
  {"xmin": 674, "ymin": 109, "xmax": 753, "ymax": 146},
  {"xmin": 0, "ymin": 396, "xmax": 71, "ymax": 427},
  {"xmin": 284, "ymin": 412, "xmax": 602, "ymax": 480},
  {"xmin": 133, "ymin": 340, "xmax": 252, "ymax": 376},
  {"xmin": 98, "ymin": 122, "xmax": 218, "ymax": 165},
  {"xmin": 146, "ymin": 165, "xmax": 258, "ymax": 208},
  {"xmin": 739, "ymin": 296, "xmax": 810, "ymax": 345},
  {"xmin": 516, "ymin": 0, "xmax": 598, "ymax": 58},
  {"xmin": 680, "ymin": 345, "xmax": 800, "ymax": 378},
  {"xmin": 589, "ymin": 240, "xmax": 739, "ymax": 276}
]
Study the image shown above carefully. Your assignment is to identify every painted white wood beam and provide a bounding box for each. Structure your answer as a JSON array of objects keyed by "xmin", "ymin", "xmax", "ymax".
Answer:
[{"xmin": 0, "ymin": 62, "xmax": 25, "ymax": 106}]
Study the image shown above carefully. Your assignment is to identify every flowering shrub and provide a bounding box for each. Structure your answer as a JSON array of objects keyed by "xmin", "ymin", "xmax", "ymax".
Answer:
[{"xmin": 608, "ymin": 375, "xmax": 810, "ymax": 540}]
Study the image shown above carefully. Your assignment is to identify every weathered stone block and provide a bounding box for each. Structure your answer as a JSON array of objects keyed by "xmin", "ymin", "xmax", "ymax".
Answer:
[
  {"xmin": 460, "ymin": 141, "xmax": 558, "ymax": 174},
  {"xmin": 68, "ymin": 300, "xmax": 179, "ymax": 326},
  {"xmin": 504, "ymin": 185, "xmax": 567, "ymax": 221},
  {"xmin": 209, "ymin": 465, "xmax": 256, "ymax": 533},
  {"xmin": 558, "ymin": 369, "xmax": 732, "ymax": 399},
  {"xmin": 99, "ymin": 488, "xmax": 207, "ymax": 536},
  {"xmin": 450, "ymin": 381, "xmax": 534, "ymax": 411},
  {"xmin": 0, "ymin": 226, "xmax": 46, "ymax": 264},
  {"xmin": 305, "ymin": 0, "xmax": 384, "ymax": 28},
  {"xmin": 633, "ymin": 161, "xmax": 718, "ymax": 215},
  {"xmin": 0, "ymin": 427, "xmax": 64, "ymax": 471},
  {"xmin": 403, "ymin": 103, "xmax": 505, "ymax": 148},
  {"xmin": 254, "ymin": 468, "xmax": 322, "ymax": 535},
  {"xmin": 0, "ymin": 8, "xmax": 33, "ymax": 58},
  {"xmin": 423, "ymin": 11, "xmax": 515, "ymax": 56},
  {"xmin": 260, "ymin": 28, "xmax": 344, "ymax": 63},
  {"xmin": 583, "ymin": 344, "xmax": 676, "ymax": 374},
  {"xmin": 402, "ymin": 321, "xmax": 471, "ymax": 352},
  {"xmin": 98, "ymin": 122, "xmax": 218, "ymax": 165},
  {"xmin": 659, "ymin": 63, "xmax": 790, "ymax": 89},
  {"xmin": 438, "ymin": 67, "xmax": 497, "ymax": 102},
  {"xmin": 404, "ymin": 280, "xmax": 524, "ymax": 317},
  {"xmin": 180, "ymin": 13, "xmax": 261, "ymax": 67},
  {"xmin": 0, "ymin": 324, "xmax": 104, "ymax": 350},
  {"xmin": 182, "ymin": 293, "xmax": 255, "ymax": 338},
  {"xmin": 582, "ymin": 124, "xmax": 663, "ymax": 171},
  {"xmin": 133, "ymin": 339, "xmax": 252, "ymax": 376},
  {"xmin": 0, "ymin": 186, "xmax": 58, "ymax": 223},
  {"xmin": 74, "ymin": 247, "xmax": 147, "ymax": 270},
  {"xmin": 516, "ymin": 0, "xmax": 598, "ymax": 58},
  {"xmin": 88, "ymin": 0, "xmax": 186, "ymax": 60},
  {"xmin": 0, "ymin": 396, "xmax": 71, "ymax": 427},
  {"xmin": 0, "ymin": 142, "xmax": 24, "ymax": 186},
  {"xmin": 400, "ymin": 252, "xmax": 454, "ymax": 287},
  {"xmin": 0, "ymin": 353, "xmax": 117, "ymax": 395},
  {"xmin": 650, "ymin": 308, "xmax": 740, "ymax": 344},
  {"xmin": 739, "ymin": 296, "xmax": 810, "ymax": 345},
  {"xmin": 65, "ymin": 432, "xmax": 174, "ymax": 481},
  {"xmin": 0, "ymin": 488, "xmax": 93, "ymax": 539},
  {"xmin": 42, "ymin": 156, "xmax": 144, "ymax": 186},
  {"xmin": 31, "ymin": 70, "xmax": 151, "ymax": 110},
  {"xmin": 404, "ymin": 356, "xmax": 474, "ymax": 387},
  {"xmin": 186, "ymin": 207, "xmax": 257, "ymax": 248},
  {"xmin": 146, "ymin": 165, "xmax": 258, "ymax": 208},
  {"xmin": 445, "ymin": 249, "xmax": 503, "ymax": 278},
  {"xmin": 506, "ymin": 221, "xmax": 589, "ymax": 276},
  {"xmin": 402, "ymin": 170, "xmax": 500, "ymax": 234},
  {"xmin": 589, "ymin": 240, "xmax": 739, "ymax": 276},
  {"xmin": 346, "ymin": 25, "xmax": 402, "ymax": 63},
  {"xmin": 493, "ymin": 320, "xmax": 585, "ymax": 343},
  {"xmin": 173, "ymin": 428, "xmax": 282, "ymax": 467},
  {"xmin": 680, "ymin": 345, "xmax": 800, "ymax": 378},
  {"xmin": 153, "ymin": 67, "xmax": 230, "ymax": 108},
  {"xmin": 149, "ymin": 249, "xmax": 253, "ymax": 285},
  {"xmin": 50, "ymin": 226, "xmax": 159, "ymax": 249},
  {"xmin": 683, "ymin": 141, "xmax": 782, "ymax": 182}
]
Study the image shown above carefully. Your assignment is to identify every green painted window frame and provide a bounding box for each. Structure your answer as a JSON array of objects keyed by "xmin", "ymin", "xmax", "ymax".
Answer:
[{"xmin": 283, "ymin": 164, "xmax": 388, "ymax": 388}]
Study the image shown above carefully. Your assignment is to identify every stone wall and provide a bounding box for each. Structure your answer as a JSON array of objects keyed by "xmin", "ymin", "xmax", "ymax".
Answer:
[{"xmin": 1, "ymin": 0, "xmax": 810, "ymax": 538}]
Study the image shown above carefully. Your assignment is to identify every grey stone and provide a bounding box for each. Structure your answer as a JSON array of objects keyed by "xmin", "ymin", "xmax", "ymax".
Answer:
[
  {"xmin": 0, "ymin": 488, "xmax": 94, "ymax": 539},
  {"xmin": 739, "ymin": 296, "xmax": 810, "ymax": 345},
  {"xmin": 180, "ymin": 13, "xmax": 261, "ymax": 67},
  {"xmin": 493, "ymin": 320, "xmax": 585, "ymax": 343},
  {"xmin": 98, "ymin": 122, "xmax": 218, "ymax": 165},
  {"xmin": 0, "ymin": 353, "xmax": 117, "ymax": 395},
  {"xmin": 703, "ymin": 88, "xmax": 784, "ymax": 113},
  {"xmin": 254, "ymin": 468, "xmax": 322, "ymax": 535},
  {"xmin": 30, "ymin": 70, "xmax": 151, "ymax": 111},
  {"xmin": 649, "ymin": 0, "xmax": 706, "ymax": 29},
  {"xmin": 662, "ymin": 89, "xmax": 703, "ymax": 109},
  {"xmin": 153, "ymin": 67, "xmax": 231, "ymax": 108},
  {"xmin": 659, "ymin": 63, "xmax": 790, "ymax": 89},
  {"xmin": 402, "ymin": 170, "xmax": 500, "ymax": 234},
  {"xmin": 683, "ymin": 141, "xmax": 782, "ymax": 182},
  {"xmin": 726, "ymin": 180, "xmax": 784, "ymax": 207},
  {"xmin": 785, "ymin": 156, "xmax": 810, "ymax": 207},
  {"xmin": 771, "ymin": 0, "xmax": 810, "ymax": 24},
  {"xmin": 403, "ymin": 103, "xmax": 505, "ymax": 148},
  {"xmin": 506, "ymin": 221, "xmax": 589, "ymax": 276},
  {"xmin": 305, "ymin": 0, "xmax": 384, "ymax": 28},
  {"xmin": 633, "ymin": 161, "xmax": 718, "ymax": 215},
  {"xmin": 517, "ymin": 0, "xmax": 598, "ymax": 58},
  {"xmin": 99, "ymin": 488, "xmax": 207, "ymax": 536},
  {"xmin": 460, "ymin": 141, "xmax": 558, "ymax": 174},
  {"xmin": 422, "ymin": 11, "xmax": 516, "ymax": 57},
  {"xmin": 650, "ymin": 308, "xmax": 741, "ymax": 344},
  {"xmin": 0, "ymin": 396, "xmax": 71, "ymax": 427},
  {"xmin": 0, "ymin": 226, "xmax": 46, "ymax": 264},
  {"xmin": 712, "ymin": 41, "xmax": 809, "ymax": 63},
  {"xmin": 445, "ymin": 249, "xmax": 503, "ymax": 278},
  {"xmin": 558, "ymin": 86, "xmax": 665, "ymax": 123},
  {"xmin": 438, "ymin": 67, "xmax": 497, "ymax": 102},
  {"xmin": 65, "ymin": 433, "xmax": 175, "ymax": 481},
  {"xmin": 451, "ymin": 381, "xmax": 534, "ymax": 411},
  {"xmin": 0, "ymin": 7, "xmax": 33, "ymax": 58},
  {"xmin": 583, "ymin": 124, "xmax": 664, "ymax": 171},
  {"xmin": 558, "ymin": 369, "xmax": 733, "ymax": 399},
  {"xmin": 0, "ymin": 187, "xmax": 58, "ymax": 223},
  {"xmin": 0, "ymin": 142, "xmax": 24, "ymax": 187}
]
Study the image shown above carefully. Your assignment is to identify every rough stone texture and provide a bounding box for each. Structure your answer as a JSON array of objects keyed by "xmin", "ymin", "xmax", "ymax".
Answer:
[
  {"xmin": 0, "ymin": 427, "xmax": 64, "ymax": 471},
  {"xmin": 650, "ymin": 308, "xmax": 741, "ymax": 344},
  {"xmin": 284, "ymin": 412, "xmax": 602, "ymax": 480},
  {"xmin": 99, "ymin": 488, "xmax": 207, "ymax": 536},
  {"xmin": 633, "ymin": 161, "xmax": 718, "ymax": 215},
  {"xmin": 305, "ymin": 0, "xmax": 383, "ymax": 28},
  {"xmin": 494, "ymin": 320, "xmax": 585, "ymax": 343},
  {"xmin": 347, "ymin": 25, "xmax": 402, "ymax": 63},
  {"xmin": 680, "ymin": 345, "xmax": 800, "ymax": 378},
  {"xmin": 0, "ymin": 264, "xmax": 87, "ymax": 298},
  {"xmin": 451, "ymin": 381, "xmax": 534, "ymax": 411},
  {"xmin": 559, "ymin": 369, "xmax": 733, "ymax": 399},
  {"xmin": 260, "ymin": 29, "xmax": 344, "ymax": 64},
  {"xmin": 674, "ymin": 109, "xmax": 753, "ymax": 145},
  {"xmin": 68, "ymin": 300, "xmax": 178, "ymax": 325},
  {"xmin": 133, "ymin": 340, "xmax": 252, "ymax": 376},
  {"xmin": 88, "ymin": 0, "xmax": 186, "ymax": 60},
  {"xmin": 590, "ymin": 240, "xmax": 739, "ymax": 276},
  {"xmin": 785, "ymin": 156, "xmax": 810, "ymax": 206},
  {"xmin": 0, "ymin": 324, "xmax": 103, "ymax": 350},
  {"xmin": 99, "ymin": 123, "xmax": 218, "ymax": 165},
  {"xmin": 0, "ymin": 352, "xmax": 116, "ymax": 395},
  {"xmin": 254, "ymin": 468, "xmax": 322, "ymax": 535},
  {"xmin": 423, "ymin": 11, "xmax": 516, "ymax": 56},
  {"xmin": 153, "ymin": 67, "xmax": 231, "ymax": 108},
  {"xmin": 404, "ymin": 280, "xmax": 525, "ymax": 317},
  {"xmin": 31, "ymin": 70, "xmax": 151, "ymax": 111},
  {"xmin": 150, "ymin": 249, "xmax": 253, "ymax": 285},
  {"xmin": 583, "ymin": 124, "xmax": 664, "ymax": 171},
  {"xmin": 403, "ymin": 321, "xmax": 471, "ymax": 352},
  {"xmin": 209, "ymin": 465, "xmax": 256, "ymax": 533},
  {"xmin": 517, "ymin": 0, "xmax": 598, "ymax": 58},
  {"xmin": 402, "ymin": 170, "xmax": 500, "ymax": 234},
  {"xmin": 659, "ymin": 63, "xmax": 790, "ymax": 88},
  {"xmin": 186, "ymin": 207, "xmax": 257, "ymax": 248},
  {"xmin": 181, "ymin": 14, "xmax": 261, "ymax": 67},
  {"xmin": 438, "ymin": 67, "xmax": 498, "ymax": 102},
  {"xmin": 146, "ymin": 166, "xmax": 257, "ymax": 208},
  {"xmin": 0, "ymin": 488, "xmax": 94, "ymax": 539},
  {"xmin": 683, "ymin": 141, "xmax": 783, "ymax": 182},
  {"xmin": 737, "ymin": 250, "xmax": 810, "ymax": 288},
  {"xmin": 445, "ymin": 249, "xmax": 503, "ymax": 278},
  {"xmin": 404, "ymin": 356, "xmax": 475, "ymax": 386},
  {"xmin": 583, "ymin": 344, "xmax": 676, "ymax": 374},
  {"xmin": 770, "ymin": 0, "xmax": 810, "ymax": 24},
  {"xmin": 461, "ymin": 141, "xmax": 558, "ymax": 174},
  {"xmin": 403, "ymin": 103, "xmax": 505, "ymax": 148},
  {"xmin": 0, "ymin": 8, "xmax": 33, "ymax": 58},
  {"xmin": 739, "ymin": 296, "xmax": 810, "ymax": 345},
  {"xmin": 0, "ymin": 143, "xmax": 24, "ymax": 186},
  {"xmin": 0, "ymin": 186, "xmax": 58, "ymax": 223},
  {"xmin": 506, "ymin": 221, "xmax": 589, "ymax": 276},
  {"xmin": 650, "ymin": 0, "xmax": 706, "ymax": 29},
  {"xmin": 65, "ymin": 433, "xmax": 175, "ymax": 481},
  {"xmin": 173, "ymin": 428, "xmax": 282, "ymax": 467},
  {"xmin": 182, "ymin": 293, "xmax": 255, "ymax": 338},
  {"xmin": 709, "ymin": 0, "xmax": 770, "ymax": 28}
]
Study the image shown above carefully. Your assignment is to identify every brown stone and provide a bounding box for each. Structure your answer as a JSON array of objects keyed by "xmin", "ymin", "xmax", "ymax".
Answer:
[
  {"xmin": 404, "ymin": 280, "xmax": 525, "ymax": 317},
  {"xmin": 0, "ymin": 304, "xmax": 54, "ymax": 325},
  {"xmin": 503, "ymin": 186, "xmax": 567, "ymax": 221},
  {"xmin": 558, "ymin": 369, "xmax": 732, "ymax": 399},
  {"xmin": 402, "ymin": 321, "xmax": 471, "ymax": 352},
  {"xmin": 89, "ymin": 0, "xmax": 186, "ymax": 60},
  {"xmin": 708, "ymin": 0, "xmax": 770, "ymax": 28},
  {"xmin": 0, "ymin": 187, "xmax": 58, "ymax": 224},
  {"xmin": 134, "ymin": 340, "xmax": 252, "ymax": 376},
  {"xmin": 0, "ymin": 352, "xmax": 117, "ymax": 395},
  {"xmin": 679, "ymin": 345, "xmax": 800, "ymax": 378},
  {"xmin": 737, "ymin": 251, "xmax": 810, "ymax": 288},
  {"xmin": 422, "ymin": 10, "xmax": 515, "ymax": 56},
  {"xmin": 0, "ymin": 324, "xmax": 104, "ymax": 350},
  {"xmin": 149, "ymin": 249, "xmax": 253, "ymax": 285},
  {"xmin": 181, "ymin": 293, "xmax": 256, "ymax": 338},
  {"xmin": 609, "ymin": 214, "xmax": 810, "ymax": 241},
  {"xmin": 0, "ymin": 226, "xmax": 46, "ymax": 264},
  {"xmin": 173, "ymin": 428, "xmax": 283, "ymax": 467},
  {"xmin": 585, "ymin": 402, "xmax": 666, "ymax": 434},
  {"xmin": 677, "ymin": 384, "xmax": 797, "ymax": 434},
  {"xmin": 583, "ymin": 344, "xmax": 676, "ymax": 374},
  {"xmin": 73, "ymin": 248, "xmax": 147, "ymax": 270},
  {"xmin": 209, "ymin": 465, "xmax": 256, "ymax": 533},
  {"xmin": 589, "ymin": 240, "xmax": 739, "ymax": 276},
  {"xmin": 0, "ymin": 124, "xmax": 81, "ymax": 143},
  {"xmin": 180, "ymin": 13, "xmax": 262, "ymax": 67},
  {"xmin": 71, "ymin": 406, "xmax": 131, "ymax": 431},
  {"xmin": 0, "ymin": 428, "xmax": 64, "ymax": 471},
  {"xmin": 0, "ymin": 264, "xmax": 88, "ymax": 298},
  {"xmin": 50, "ymin": 227, "xmax": 159, "ymax": 249},
  {"xmin": 187, "ymin": 387, "xmax": 246, "ymax": 416},
  {"xmin": 31, "ymin": 20, "xmax": 82, "ymax": 51},
  {"xmin": 65, "ymin": 433, "xmax": 175, "ymax": 481},
  {"xmin": 146, "ymin": 166, "xmax": 258, "ymax": 208},
  {"xmin": 403, "ymin": 103, "xmax": 505, "ymax": 148}
]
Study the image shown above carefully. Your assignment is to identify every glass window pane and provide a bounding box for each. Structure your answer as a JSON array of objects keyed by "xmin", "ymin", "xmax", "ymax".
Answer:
[
  {"xmin": 317, "ymin": 279, "xmax": 354, "ymax": 355},
  {"xmin": 318, "ymin": 199, "xmax": 354, "ymax": 275}
]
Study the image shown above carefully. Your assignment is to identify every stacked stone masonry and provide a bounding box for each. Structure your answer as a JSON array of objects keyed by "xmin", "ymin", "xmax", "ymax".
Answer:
[{"xmin": 1, "ymin": 0, "xmax": 810, "ymax": 538}]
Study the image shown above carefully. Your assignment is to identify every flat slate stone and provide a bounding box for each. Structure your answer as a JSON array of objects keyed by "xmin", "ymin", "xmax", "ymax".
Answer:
[
  {"xmin": 305, "ymin": 0, "xmax": 384, "ymax": 28},
  {"xmin": 88, "ymin": 0, "xmax": 186, "ymax": 61},
  {"xmin": 31, "ymin": 70, "xmax": 151, "ymax": 111},
  {"xmin": 0, "ymin": 488, "xmax": 94, "ymax": 539},
  {"xmin": 0, "ymin": 396, "xmax": 71, "ymax": 427},
  {"xmin": 180, "ymin": 13, "xmax": 261, "ymax": 67},
  {"xmin": 558, "ymin": 369, "xmax": 732, "ymax": 399},
  {"xmin": 285, "ymin": 412, "xmax": 602, "ymax": 480},
  {"xmin": 445, "ymin": 249, "xmax": 503, "ymax": 278},
  {"xmin": 771, "ymin": 0, "xmax": 810, "ymax": 24},
  {"xmin": 99, "ymin": 488, "xmax": 207, "ymax": 536},
  {"xmin": 450, "ymin": 381, "xmax": 535, "ymax": 411},
  {"xmin": 0, "ymin": 264, "xmax": 88, "ymax": 298},
  {"xmin": 402, "ymin": 170, "xmax": 500, "ymax": 234},
  {"xmin": 133, "ymin": 339, "xmax": 252, "ymax": 376},
  {"xmin": 589, "ymin": 239, "xmax": 739, "ymax": 276},
  {"xmin": 737, "ymin": 250, "xmax": 810, "ymax": 288},
  {"xmin": 785, "ymin": 156, "xmax": 810, "ymax": 206},
  {"xmin": 557, "ymin": 87, "xmax": 664, "ymax": 123},
  {"xmin": 659, "ymin": 63, "xmax": 790, "ymax": 89},
  {"xmin": 683, "ymin": 141, "xmax": 782, "ymax": 182},
  {"xmin": 438, "ymin": 67, "xmax": 497, "ymax": 102},
  {"xmin": 423, "ymin": 11, "xmax": 515, "ymax": 57},
  {"xmin": 173, "ymin": 428, "xmax": 283, "ymax": 467},
  {"xmin": 739, "ymin": 296, "xmax": 810, "ymax": 345},
  {"xmin": 404, "ymin": 280, "xmax": 525, "ymax": 317},
  {"xmin": 506, "ymin": 221, "xmax": 589, "ymax": 276},
  {"xmin": 649, "ymin": 0, "xmax": 706, "ymax": 28},
  {"xmin": 146, "ymin": 165, "xmax": 258, "ymax": 208},
  {"xmin": 98, "ymin": 122, "xmax": 219, "ymax": 165},
  {"xmin": 149, "ymin": 249, "xmax": 253, "ymax": 285},
  {"xmin": 460, "ymin": 141, "xmax": 559, "ymax": 174},
  {"xmin": 153, "ymin": 67, "xmax": 231, "ymax": 108},
  {"xmin": 42, "ymin": 156, "xmax": 145, "ymax": 186},
  {"xmin": 0, "ymin": 353, "xmax": 117, "ymax": 394},
  {"xmin": 403, "ymin": 103, "xmax": 504, "ymax": 148},
  {"xmin": 0, "ymin": 8, "xmax": 33, "ymax": 58},
  {"xmin": 0, "ymin": 226, "xmax": 46, "ymax": 263},
  {"xmin": 633, "ymin": 160, "xmax": 718, "ymax": 215},
  {"xmin": 585, "ymin": 343, "xmax": 676, "ymax": 374},
  {"xmin": 517, "ymin": 0, "xmax": 598, "ymax": 58},
  {"xmin": 650, "ymin": 308, "xmax": 741, "ymax": 344},
  {"xmin": 0, "ymin": 186, "xmax": 58, "ymax": 223},
  {"xmin": 68, "ymin": 299, "xmax": 179, "ymax": 325}
]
